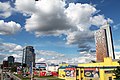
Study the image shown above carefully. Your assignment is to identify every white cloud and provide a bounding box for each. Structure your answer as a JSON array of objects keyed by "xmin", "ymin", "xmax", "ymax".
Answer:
[
  {"xmin": 13, "ymin": 0, "xmax": 113, "ymax": 63},
  {"xmin": 0, "ymin": 20, "xmax": 21, "ymax": 35},
  {"xmin": 24, "ymin": 0, "xmax": 72, "ymax": 36},
  {"xmin": 91, "ymin": 15, "xmax": 107, "ymax": 26},
  {"xmin": 11, "ymin": 53, "xmax": 21, "ymax": 58},
  {"xmin": 114, "ymin": 45, "xmax": 120, "ymax": 50},
  {"xmin": 65, "ymin": 3, "xmax": 96, "ymax": 31},
  {"xmin": 0, "ymin": 42, "xmax": 23, "ymax": 52},
  {"xmin": 36, "ymin": 58, "xmax": 45, "ymax": 63},
  {"xmin": 15, "ymin": 0, "xmax": 36, "ymax": 15},
  {"xmin": 13, "ymin": 45, "xmax": 23, "ymax": 51},
  {"xmin": 11, "ymin": 53, "xmax": 22, "ymax": 62},
  {"xmin": 2, "ymin": 52, "xmax": 23, "ymax": 63},
  {"xmin": 0, "ymin": 42, "xmax": 23, "ymax": 63},
  {"xmin": 0, "ymin": 2, "xmax": 12, "ymax": 18},
  {"xmin": 115, "ymin": 52, "xmax": 120, "ymax": 59},
  {"xmin": 14, "ymin": 0, "xmax": 112, "ymax": 50},
  {"xmin": 91, "ymin": 15, "xmax": 113, "ymax": 27},
  {"xmin": 113, "ymin": 23, "xmax": 120, "ymax": 30},
  {"xmin": 66, "ymin": 30, "xmax": 94, "ymax": 51},
  {"xmin": 35, "ymin": 49, "xmax": 96, "ymax": 64},
  {"xmin": 0, "ymin": 53, "xmax": 8, "ymax": 63},
  {"xmin": 36, "ymin": 50, "xmax": 65, "ymax": 57},
  {"xmin": 0, "ymin": 42, "xmax": 96, "ymax": 64}
]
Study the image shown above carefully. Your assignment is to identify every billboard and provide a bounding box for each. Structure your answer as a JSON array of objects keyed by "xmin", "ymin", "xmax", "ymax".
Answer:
[
  {"xmin": 64, "ymin": 68, "xmax": 76, "ymax": 77},
  {"xmin": 84, "ymin": 68, "xmax": 99, "ymax": 78},
  {"xmin": 36, "ymin": 63, "xmax": 47, "ymax": 69}
]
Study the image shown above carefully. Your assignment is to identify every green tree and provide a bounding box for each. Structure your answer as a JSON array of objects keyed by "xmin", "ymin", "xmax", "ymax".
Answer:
[
  {"xmin": 113, "ymin": 66, "xmax": 120, "ymax": 79},
  {"xmin": 11, "ymin": 66, "xmax": 17, "ymax": 72}
]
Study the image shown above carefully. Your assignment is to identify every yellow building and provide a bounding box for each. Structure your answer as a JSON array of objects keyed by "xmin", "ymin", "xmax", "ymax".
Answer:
[
  {"xmin": 58, "ymin": 63, "xmax": 69, "ymax": 79},
  {"xmin": 58, "ymin": 57, "xmax": 120, "ymax": 80}
]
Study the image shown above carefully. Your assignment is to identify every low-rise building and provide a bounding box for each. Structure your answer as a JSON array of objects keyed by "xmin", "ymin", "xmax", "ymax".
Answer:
[
  {"xmin": 47, "ymin": 64, "xmax": 59, "ymax": 72},
  {"xmin": 58, "ymin": 57, "xmax": 120, "ymax": 80}
]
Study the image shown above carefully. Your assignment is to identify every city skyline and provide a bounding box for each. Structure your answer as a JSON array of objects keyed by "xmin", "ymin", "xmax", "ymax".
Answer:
[{"xmin": 0, "ymin": 0, "xmax": 120, "ymax": 64}]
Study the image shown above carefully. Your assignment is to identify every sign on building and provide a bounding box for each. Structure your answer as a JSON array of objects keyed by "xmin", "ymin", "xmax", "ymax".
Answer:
[{"xmin": 84, "ymin": 68, "xmax": 99, "ymax": 78}]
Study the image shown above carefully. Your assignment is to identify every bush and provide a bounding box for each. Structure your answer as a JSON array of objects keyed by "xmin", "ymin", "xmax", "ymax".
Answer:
[{"xmin": 113, "ymin": 66, "xmax": 120, "ymax": 79}]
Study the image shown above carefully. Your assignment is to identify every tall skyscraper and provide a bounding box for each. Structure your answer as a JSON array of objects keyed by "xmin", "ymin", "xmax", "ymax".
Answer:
[
  {"xmin": 95, "ymin": 23, "xmax": 115, "ymax": 62},
  {"xmin": 8, "ymin": 56, "xmax": 15, "ymax": 64},
  {"xmin": 22, "ymin": 46, "xmax": 35, "ymax": 67}
]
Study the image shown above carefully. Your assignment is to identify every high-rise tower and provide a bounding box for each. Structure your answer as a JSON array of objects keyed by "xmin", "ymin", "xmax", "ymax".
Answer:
[
  {"xmin": 95, "ymin": 23, "xmax": 115, "ymax": 62},
  {"xmin": 22, "ymin": 46, "xmax": 35, "ymax": 67},
  {"xmin": 8, "ymin": 56, "xmax": 15, "ymax": 67}
]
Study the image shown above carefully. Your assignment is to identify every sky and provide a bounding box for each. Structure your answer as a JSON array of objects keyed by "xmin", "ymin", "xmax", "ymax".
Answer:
[{"xmin": 0, "ymin": 0, "xmax": 120, "ymax": 64}]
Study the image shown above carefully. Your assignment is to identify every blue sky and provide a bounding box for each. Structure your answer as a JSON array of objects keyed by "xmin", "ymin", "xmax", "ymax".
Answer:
[{"xmin": 0, "ymin": 0, "xmax": 120, "ymax": 64}]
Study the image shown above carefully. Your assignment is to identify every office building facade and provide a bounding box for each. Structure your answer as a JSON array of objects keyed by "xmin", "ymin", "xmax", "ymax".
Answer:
[
  {"xmin": 8, "ymin": 56, "xmax": 15, "ymax": 64},
  {"xmin": 8, "ymin": 56, "xmax": 15, "ymax": 67},
  {"xmin": 95, "ymin": 23, "xmax": 115, "ymax": 62},
  {"xmin": 3, "ymin": 61, "xmax": 8, "ymax": 68},
  {"xmin": 22, "ymin": 46, "xmax": 35, "ymax": 67}
]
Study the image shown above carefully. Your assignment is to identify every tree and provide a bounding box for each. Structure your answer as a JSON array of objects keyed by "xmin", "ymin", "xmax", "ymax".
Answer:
[
  {"xmin": 11, "ymin": 66, "xmax": 17, "ymax": 72},
  {"xmin": 113, "ymin": 66, "xmax": 120, "ymax": 79}
]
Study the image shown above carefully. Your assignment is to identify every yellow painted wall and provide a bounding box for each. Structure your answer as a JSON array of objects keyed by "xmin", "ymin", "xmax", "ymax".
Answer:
[
  {"xmin": 78, "ymin": 57, "xmax": 119, "ymax": 67},
  {"xmin": 58, "ymin": 63, "xmax": 69, "ymax": 79},
  {"xmin": 104, "ymin": 73, "xmax": 113, "ymax": 80},
  {"xmin": 77, "ymin": 57, "xmax": 120, "ymax": 80},
  {"xmin": 99, "ymin": 69, "xmax": 105, "ymax": 80},
  {"xmin": 58, "ymin": 69, "xmax": 66, "ymax": 79},
  {"xmin": 58, "ymin": 58, "xmax": 120, "ymax": 80}
]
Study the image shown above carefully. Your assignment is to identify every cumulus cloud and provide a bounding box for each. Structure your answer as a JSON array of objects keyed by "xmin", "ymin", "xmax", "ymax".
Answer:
[
  {"xmin": 66, "ymin": 30, "xmax": 94, "ymax": 51},
  {"xmin": 0, "ymin": 42, "xmax": 23, "ymax": 63},
  {"xmin": 11, "ymin": 53, "xmax": 22, "ymax": 62},
  {"xmin": 14, "ymin": 0, "xmax": 113, "ymax": 58},
  {"xmin": 36, "ymin": 50, "xmax": 64, "ymax": 57},
  {"xmin": 0, "ymin": 42, "xmax": 23, "ymax": 52},
  {"xmin": 115, "ymin": 52, "xmax": 120, "ymax": 59},
  {"xmin": 114, "ymin": 45, "xmax": 120, "ymax": 50},
  {"xmin": 0, "ymin": 1, "xmax": 12, "ymax": 18},
  {"xmin": 0, "ymin": 20, "xmax": 21, "ymax": 35},
  {"xmin": 36, "ymin": 50, "xmax": 65, "ymax": 64},
  {"xmin": 36, "ymin": 54, "xmax": 96, "ymax": 64},
  {"xmin": 91, "ymin": 15, "xmax": 113, "ymax": 27},
  {"xmin": 24, "ymin": 0, "xmax": 73, "ymax": 36},
  {"xmin": 0, "ymin": 53, "xmax": 8, "ymax": 63},
  {"xmin": 36, "ymin": 58, "xmax": 45, "ymax": 63},
  {"xmin": 15, "ymin": 0, "xmax": 36, "ymax": 15},
  {"xmin": 15, "ymin": 0, "xmax": 112, "ymax": 45},
  {"xmin": 35, "ymin": 49, "xmax": 96, "ymax": 64},
  {"xmin": 65, "ymin": 3, "xmax": 96, "ymax": 30},
  {"xmin": 2, "ymin": 52, "xmax": 23, "ymax": 63},
  {"xmin": 0, "ymin": 41, "xmax": 96, "ymax": 64}
]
